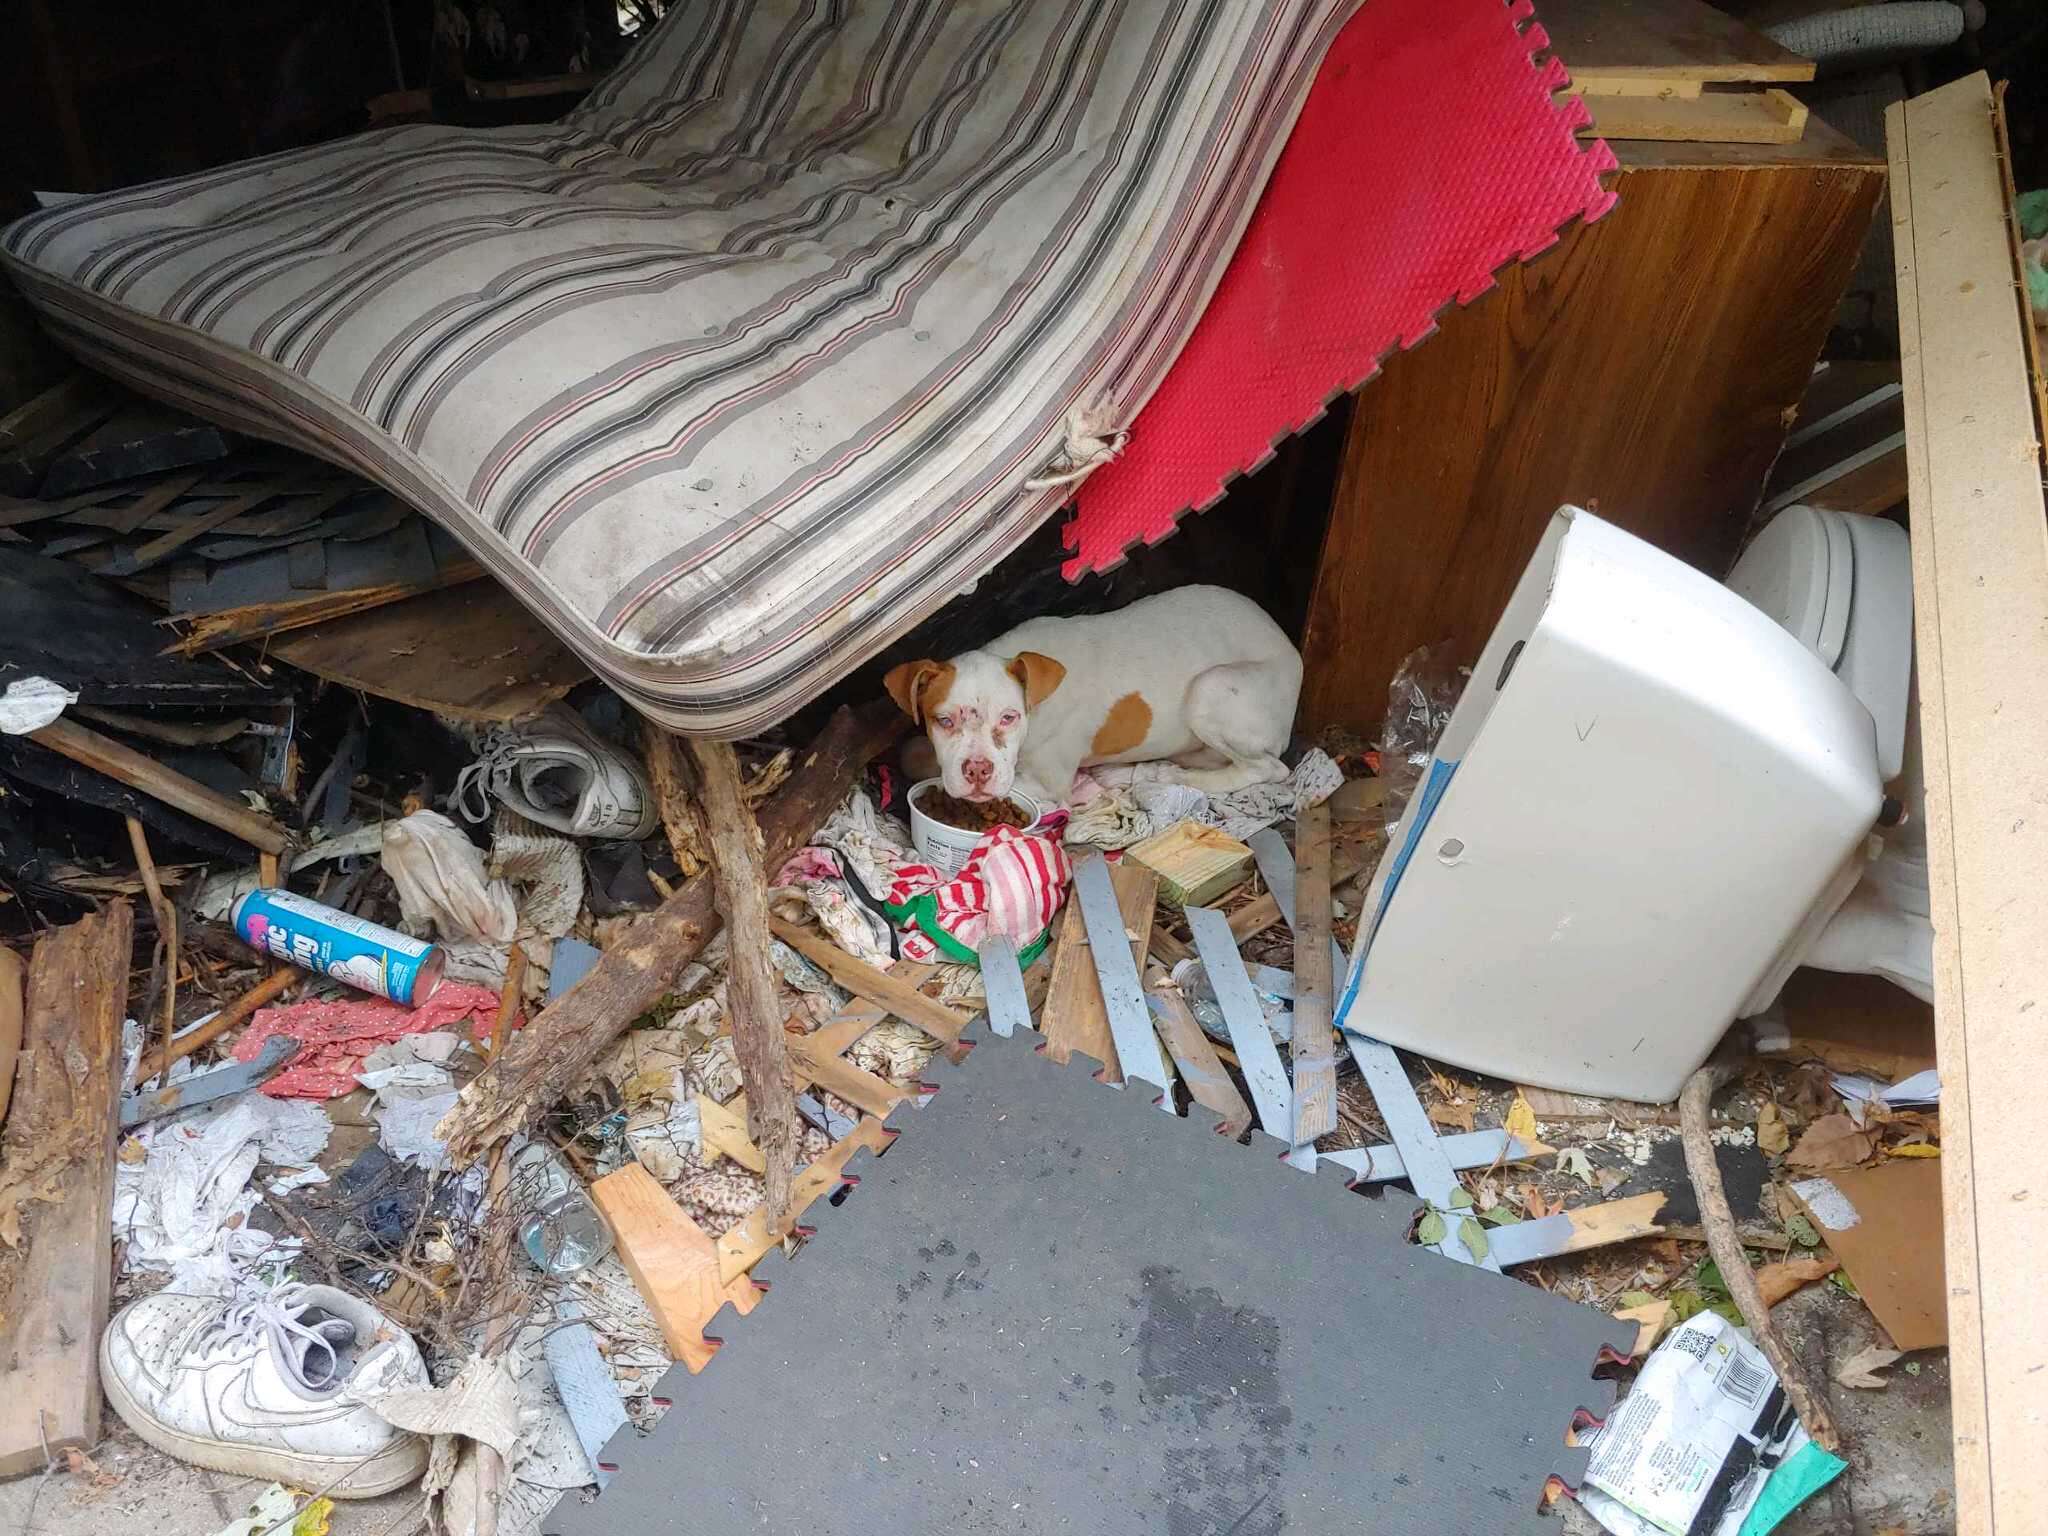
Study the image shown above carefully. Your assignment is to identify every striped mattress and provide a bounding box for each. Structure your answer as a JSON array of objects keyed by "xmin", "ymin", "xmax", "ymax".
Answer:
[{"xmin": 1, "ymin": 0, "xmax": 1358, "ymax": 734}]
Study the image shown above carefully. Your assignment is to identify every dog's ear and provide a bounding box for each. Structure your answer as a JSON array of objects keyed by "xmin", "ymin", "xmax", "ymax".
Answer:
[
  {"xmin": 883, "ymin": 659, "xmax": 952, "ymax": 725},
  {"xmin": 1006, "ymin": 651, "xmax": 1066, "ymax": 711}
]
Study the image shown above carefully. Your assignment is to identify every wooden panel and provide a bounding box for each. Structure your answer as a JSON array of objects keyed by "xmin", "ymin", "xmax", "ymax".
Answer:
[
  {"xmin": 1536, "ymin": 0, "xmax": 1814, "ymax": 83},
  {"xmin": 0, "ymin": 902, "xmax": 132, "ymax": 1475},
  {"xmin": 1299, "ymin": 145, "xmax": 1883, "ymax": 733},
  {"xmin": 268, "ymin": 580, "xmax": 589, "ymax": 723},
  {"xmin": 1889, "ymin": 71, "xmax": 2048, "ymax": 1536},
  {"xmin": 589, "ymin": 1164, "xmax": 759, "ymax": 1373}
]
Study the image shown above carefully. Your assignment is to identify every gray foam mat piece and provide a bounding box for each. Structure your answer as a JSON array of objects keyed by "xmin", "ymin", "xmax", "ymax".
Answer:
[{"xmin": 547, "ymin": 1026, "xmax": 1629, "ymax": 1536}]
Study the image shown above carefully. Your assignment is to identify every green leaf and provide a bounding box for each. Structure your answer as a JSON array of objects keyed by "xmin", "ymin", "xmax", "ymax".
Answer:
[
  {"xmin": 1616, "ymin": 1290, "xmax": 1659, "ymax": 1311},
  {"xmin": 1459, "ymin": 1217, "xmax": 1489, "ymax": 1262},
  {"xmin": 1668, "ymin": 1289, "xmax": 1708, "ymax": 1322},
  {"xmin": 1830, "ymin": 1269, "xmax": 1862, "ymax": 1300},
  {"xmin": 1478, "ymin": 1206, "xmax": 1522, "ymax": 1227},
  {"xmin": 1903, "ymin": 1360, "xmax": 1922, "ymax": 1377},
  {"xmin": 1697, "ymin": 1261, "xmax": 1732, "ymax": 1301},
  {"xmin": 1709, "ymin": 1299, "xmax": 1747, "ymax": 1328},
  {"xmin": 1415, "ymin": 1211, "xmax": 1447, "ymax": 1246},
  {"xmin": 1448, "ymin": 1187, "xmax": 1474, "ymax": 1210},
  {"xmin": 1785, "ymin": 1212, "xmax": 1821, "ymax": 1248}
]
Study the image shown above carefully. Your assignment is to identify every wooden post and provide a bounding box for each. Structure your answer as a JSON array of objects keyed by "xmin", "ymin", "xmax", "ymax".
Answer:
[{"xmin": 682, "ymin": 737, "xmax": 796, "ymax": 1220}]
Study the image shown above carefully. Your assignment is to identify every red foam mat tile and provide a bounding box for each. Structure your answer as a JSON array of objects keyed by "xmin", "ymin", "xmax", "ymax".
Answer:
[{"xmin": 1064, "ymin": 0, "xmax": 1617, "ymax": 578}]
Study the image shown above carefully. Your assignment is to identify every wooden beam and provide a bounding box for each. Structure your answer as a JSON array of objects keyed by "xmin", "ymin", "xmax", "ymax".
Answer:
[
  {"xmin": 1143, "ymin": 965, "xmax": 1252, "ymax": 1135},
  {"xmin": 1889, "ymin": 72, "xmax": 2048, "ymax": 1536},
  {"xmin": 437, "ymin": 703, "xmax": 903, "ymax": 1165},
  {"xmin": 29, "ymin": 716, "xmax": 291, "ymax": 855},
  {"xmin": 0, "ymin": 902, "xmax": 133, "ymax": 1476},
  {"xmin": 589, "ymin": 1164, "xmax": 759, "ymax": 1373},
  {"xmin": 768, "ymin": 919, "xmax": 969, "ymax": 1047}
]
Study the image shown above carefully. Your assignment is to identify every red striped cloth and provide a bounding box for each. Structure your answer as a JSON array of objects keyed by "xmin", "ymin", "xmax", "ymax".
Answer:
[{"xmin": 884, "ymin": 824, "xmax": 1072, "ymax": 966}]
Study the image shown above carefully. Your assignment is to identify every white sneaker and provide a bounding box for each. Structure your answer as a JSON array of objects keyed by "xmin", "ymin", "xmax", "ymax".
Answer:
[
  {"xmin": 452, "ymin": 706, "xmax": 659, "ymax": 840},
  {"xmin": 101, "ymin": 1283, "xmax": 430, "ymax": 1498}
]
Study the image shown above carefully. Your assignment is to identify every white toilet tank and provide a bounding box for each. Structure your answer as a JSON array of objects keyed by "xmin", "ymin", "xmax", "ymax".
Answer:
[{"xmin": 1339, "ymin": 507, "xmax": 1885, "ymax": 1102}]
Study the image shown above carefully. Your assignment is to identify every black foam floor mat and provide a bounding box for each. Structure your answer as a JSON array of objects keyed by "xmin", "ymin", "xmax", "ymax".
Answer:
[{"xmin": 547, "ymin": 1026, "xmax": 1628, "ymax": 1536}]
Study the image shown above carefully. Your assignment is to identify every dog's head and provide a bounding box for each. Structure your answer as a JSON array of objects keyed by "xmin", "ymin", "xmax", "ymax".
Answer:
[{"xmin": 883, "ymin": 649, "xmax": 1065, "ymax": 801}]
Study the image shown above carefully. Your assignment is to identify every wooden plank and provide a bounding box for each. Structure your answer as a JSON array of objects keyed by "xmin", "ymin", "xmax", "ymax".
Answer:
[
  {"xmin": 1040, "ymin": 860, "xmax": 1161, "ymax": 1083},
  {"xmin": 27, "ymin": 717, "xmax": 292, "ymax": 854},
  {"xmin": 1576, "ymin": 87, "xmax": 1807, "ymax": 145},
  {"xmin": 698, "ymin": 1093, "xmax": 767, "ymax": 1173},
  {"xmin": 1888, "ymin": 72, "xmax": 2048, "ymax": 1536},
  {"xmin": 717, "ymin": 1117, "xmax": 893, "ymax": 1281},
  {"xmin": 768, "ymin": 919, "xmax": 967, "ymax": 1047},
  {"xmin": 1069, "ymin": 856, "xmax": 1172, "ymax": 1095},
  {"xmin": 1289, "ymin": 805, "xmax": 1337, "ymax": 1145},
  {"xmin": 1299, "ymin": 139, "xmax": 1883, "ymax": 736},
  {"xmin": 1226, "ymin": 838, "xmax": 1371, "ymax": 945},
  {"xmin": 589, "ymin": 1163, "xmax": 759, "ymax": 1373},
  {"xmin": 1143, "ymin": 965, "xmax": 1252, "ymax": 1136},
  {"xmin": 0, "ymin": 902, "xmax": 133, "ymax": 1475},
  {"xmin": 0, "ymin": 947, "xmax": 22, "ymax": 1126},
  {"xmin": 786, "ymin": 1033, "xmax": 912, "ymax": 1120},
  {"xmin": 268, "ymin": 581, "xmax": 590, "ymax": 724},
  {"xmin": 1537, "ymin": 0, "xmax": 1814, "ymax": 84}
]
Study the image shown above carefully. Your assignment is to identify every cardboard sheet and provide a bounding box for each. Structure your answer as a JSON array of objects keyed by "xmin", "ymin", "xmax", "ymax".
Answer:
[{"xmin": 1791, "ymin": 1160, "xmax": 1947, "ymax": 1351}]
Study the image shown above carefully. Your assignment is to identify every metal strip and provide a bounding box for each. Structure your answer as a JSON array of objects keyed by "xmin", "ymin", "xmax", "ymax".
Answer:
[
  {"xmin": 1070, "ymin": 855, "xmax": 1174, "ymax": 1100},
  {"xmin": 1762, "ymin": 429, "xmax": 1908, "ymax": 513},
  {"xmin": 795, "ymin": 1092, "xmax": 855, "ymax": 1141},
  {"xmin": 1483, "ymin": 1212, "xmax": 1578, "ymax": 1268},
  {"xmin": 1251, "ymin": 830, "xmax": 1496, "ymax": 1268},
  {"xmin": 1323, "ymin": 1129, "xmax": 1537, "ymax": 1184},
  {"xmin": 1186, "ymin": 904, "xmax": 1314, "ymax": 1170},
  {"xmin": 977, "ymin": 935, "xmax": 1033, "ymax": 1038},
  {"xmin": 544, "ymin": 1298, "xmax": 628, "ymax": 1490},
  {"xmin": 1782, "ymin": 378, "xmax": 1902, "ymax": 449}
]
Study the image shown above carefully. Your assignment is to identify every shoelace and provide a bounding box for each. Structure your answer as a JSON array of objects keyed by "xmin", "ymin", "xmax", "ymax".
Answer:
[
  {"xmin": 199, "ymin": 1285, "xmax": 341, "ymax": 1388},
  {"xmin": 451, "ymin": 734, "xmax": 517, "ymax": 825}
]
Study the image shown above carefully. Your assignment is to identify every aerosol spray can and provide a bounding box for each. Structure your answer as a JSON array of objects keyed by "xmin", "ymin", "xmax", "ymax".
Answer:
[{"xmin": 231, "ymin": 888, "xmax": 446, "ymax": 1005}]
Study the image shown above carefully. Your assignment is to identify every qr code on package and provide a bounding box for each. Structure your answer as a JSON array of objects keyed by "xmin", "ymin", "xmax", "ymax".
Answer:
[{"xmin": 1670, "ymin": 1327, "xmax": 1713, "ymax": 1365}]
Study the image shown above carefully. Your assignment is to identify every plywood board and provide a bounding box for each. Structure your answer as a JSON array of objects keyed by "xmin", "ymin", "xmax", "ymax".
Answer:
[
  {"xmin": 0, "ymin": 903, "xmax": 133, "ymax": 1475},
  {"xmin": 268, "ymin": 580, "xmax": 589, "ymax": 723},
  {"xmin": 589, "ymin": 1164, "xmax": 759, "ymax": 1372},
  {"xmin": 1539, "ymin": 0, "xmax": 1814, "ymax": 83},
  {"xmin": 1888, "ymin": 70, "xmax": 2048, "ymax": 1535},
  {"xmin": 1791, "ymin": 1161, "xmax": 1945, "ymax": 1352},
  {"xmin": 1577, "ymin": 86, "xmax": 1806, "ymax": 145}
]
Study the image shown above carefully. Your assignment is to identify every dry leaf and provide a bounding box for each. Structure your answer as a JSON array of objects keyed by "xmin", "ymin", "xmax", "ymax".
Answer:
[
  {"xmin": 1785, "ymin": 1113, "xmax": 1879, "ymax": 1173},
  {"xmin": 1505, "ymin": 1091, "xmax": 1540, "ymax": 1147},
  {"xmin": 1555, "ymin": 1148, "xmax": 1597, "ymax": 1187},
  {"xmin": 1614, "ymin": 1300, "xmax": 1675, "ymax": 1356},
  {"xmin": 1594, "ymin": 1166, "xmax": 1629, "ymax": 1196},
  {"xmin": 1756, "ymin": 1101, "xmax": 1791, "ymax": 1157},
  {"xmin": 1520, "ymin": 1183, "xmax": 1567, "ymax": 1219},
  {"xmin": 1836, "ymin": 1344, "xmax": 1903, "ymax": 1389},
  {"xmin": 1754, "ymin": 1255, "xmax": 1839, "ymax": 1307},
  {"xmin": 1427, "ymin": 1100, "xmax": 1477, "ymax": 1134}
]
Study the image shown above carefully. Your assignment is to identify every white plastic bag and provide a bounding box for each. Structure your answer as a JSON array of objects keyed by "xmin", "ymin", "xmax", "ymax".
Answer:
[{"xmin": 383, "ymin": 810, "xmax": 518, "ymax": 944}]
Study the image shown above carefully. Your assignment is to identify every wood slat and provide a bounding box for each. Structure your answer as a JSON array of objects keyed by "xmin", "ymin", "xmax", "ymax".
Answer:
[
  {"xmin": 716, "ymin": 1118, "xmax": 893, "ymax": 1282},
  {"xmin": 590, "ymin": 1163, "xmax": 759, "ymax": 1373},
  {"xmin": 1289, "ymin": 804, "xmax": 1338, "ymax": 1145},
  {"xmin": 1143, "ymin": 965, "xmax": 1252, "ymax": 1136},
  {"xmin": 768, "ymin": 919, "xmax": 968, "ymax": 1047},
  {"xmin": 1537, "ymin": 0, "xmax": 1814, "ymax": 83}
]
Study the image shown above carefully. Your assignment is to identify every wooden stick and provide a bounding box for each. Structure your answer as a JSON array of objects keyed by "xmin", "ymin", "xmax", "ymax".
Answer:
[
  {"xmin": 484, "ymin": 949, "xmax": 527, "ymax": 1061},
  {"xmin": 0, "ymin": 948, "xmax": 22, "ymax": 1127},
  {"xmin": 436, "ymin": 703, "xmax": 903, "ymax": 1165},
  {"xmin": 1679, "ymin": 1060, "xmax": 1842, "ymax": 1451},
  {"xmin": 131, "ymin": 965, "xmax": 297, "ymax": 1085},
  {"xmin": 124, "ymin": 815, "xmax": 178, "ymax": 1088},
  {"xmin": 30, "ymin": 716, "xmax": 291, "ymax": 854},
  {"xmin": 1228, "ymin": 839, "xmax": 1370, "ymax": 945},
  {"xmin": 684, "ymin": 737, "xmax": 797, "ymax": 1219}
]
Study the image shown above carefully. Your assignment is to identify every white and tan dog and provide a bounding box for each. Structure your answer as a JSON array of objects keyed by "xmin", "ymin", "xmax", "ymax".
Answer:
[{"xmin": 884, "ymin": 585, "xmax": 1301, "ymax": 806}]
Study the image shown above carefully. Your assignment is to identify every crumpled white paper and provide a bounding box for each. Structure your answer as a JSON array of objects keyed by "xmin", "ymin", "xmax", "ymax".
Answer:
[
  {"xmin": 0, "ymin": 676, "xmax": 78, "ymax": 735},
  {"xmin": 360, "ymin": 1030, "xmax": 466, "ymax": 1170},
  {"xmin": 1085, "ymin": 749, "xmax": 1344, "ymax": 843},
  {"xmin": 114, "ymin": 1091, "xmax": 333, "ymax": 1294}
]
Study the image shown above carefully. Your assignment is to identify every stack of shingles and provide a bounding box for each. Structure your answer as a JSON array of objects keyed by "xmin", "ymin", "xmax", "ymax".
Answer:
[{"xmin": 0, "ymin": 371, "xmax": 587, "ymax": 722}]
